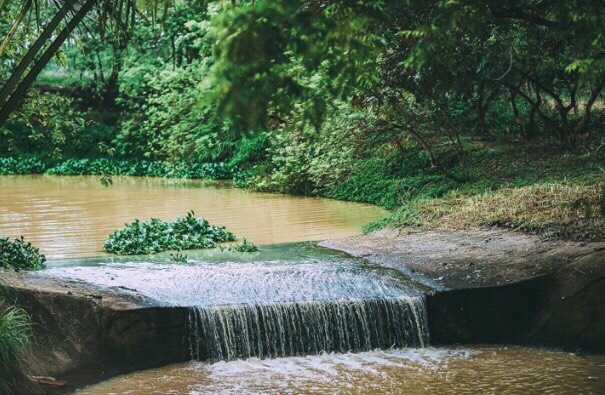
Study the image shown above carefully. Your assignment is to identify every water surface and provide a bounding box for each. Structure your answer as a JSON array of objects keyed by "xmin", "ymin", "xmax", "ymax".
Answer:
[
  {"xmin": 0, "ymin": 175, "xmax": 387, "ymax": 258},
  {"xmin": 79, "ymin": 346, "xmax": 605, "ymax": 394}
]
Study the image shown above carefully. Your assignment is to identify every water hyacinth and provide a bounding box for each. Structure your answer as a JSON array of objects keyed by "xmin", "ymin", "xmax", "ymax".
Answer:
[
  {"xmin": 45, "ymin": 158, "xmax": 233, "ymax": 180},
  {"xmin": 104, "ymin": 211, "xmax": 236, "ymax": 255},
  {"xmin": 0, "ymin": 237, "xmax": 46, "ymax": 270}
]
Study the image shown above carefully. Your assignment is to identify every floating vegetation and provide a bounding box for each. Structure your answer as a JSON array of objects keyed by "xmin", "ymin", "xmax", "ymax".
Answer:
[
  {"xmin": 104, "ymin": 211, "xmax": 236, "ymax": 255},
  {"xmin": 226, "ymin": 238, "xmax": 259, "ymax": 253},
  {"xmin": 0, "ymin": 237, "xmax": 46, "ymax": 270}
]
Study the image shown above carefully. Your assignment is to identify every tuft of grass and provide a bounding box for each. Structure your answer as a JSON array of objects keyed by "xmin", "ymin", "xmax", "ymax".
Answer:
[
  {"xmin": 0, "ymin": 302, "xmax": 31, "ymax": 394},
  {"xmin": 226, "ymin": 238, "xmax": 260, "ymax": 253},
  {"xmin": 601, "ymin": 182, "xmax": 605, "ymax": 217}
]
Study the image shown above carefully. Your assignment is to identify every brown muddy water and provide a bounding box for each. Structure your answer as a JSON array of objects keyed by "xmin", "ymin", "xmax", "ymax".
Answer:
[
  {"xmin": 0, "ymin": 175, "xmax": 387, "ymax": 258},
  {"xmin": 4, "ymin": 175, "xmax": 605, "ymax": 394},
  {"xmin": 79, "ymin": 346, "xmax": 605, "ymax": 395}
]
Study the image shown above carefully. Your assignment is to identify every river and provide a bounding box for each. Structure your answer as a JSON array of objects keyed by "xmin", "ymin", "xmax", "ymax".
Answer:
[{"xmin": 1, "ymin": 174, "xmax": 603, "ymax": 394}]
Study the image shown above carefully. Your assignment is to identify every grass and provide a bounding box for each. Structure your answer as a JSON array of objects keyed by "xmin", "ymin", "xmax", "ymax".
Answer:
[
  {"xmin": 368, "ymin": 182, "xmax": 605, "ymax": 241},
  {"xmin": 0, "ymin": 301, "xmax": 31, "ymax": 395},
  {"xmin": 359, "ymin": 140, "xmax": 605, "ymax": 241}
]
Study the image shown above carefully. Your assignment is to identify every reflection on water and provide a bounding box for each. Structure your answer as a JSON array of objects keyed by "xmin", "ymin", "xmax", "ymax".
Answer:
[
  {"xmin": 0, "ymin": 175, "xmax": 387, "ymax": 259},
  {"xmin": 79, "ymin": 346, "xmax": 605, "ymax": 395}
]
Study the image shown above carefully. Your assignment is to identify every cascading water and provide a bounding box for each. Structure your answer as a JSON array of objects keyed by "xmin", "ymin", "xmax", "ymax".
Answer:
[
  {"xmin": 187, "ymin": 297, "xmax": 428, "ymax": 361},
  {"xmin": 37, "ymin": 243, "xmax": 430, "ymax": 362}
]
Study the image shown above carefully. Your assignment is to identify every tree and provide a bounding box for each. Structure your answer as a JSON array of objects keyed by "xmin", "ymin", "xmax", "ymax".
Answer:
[
  {"xmin": 0, "ymin": 0, "xmax": 161, "ymax": 128},
  {"xmin": 209, "ymin": 0, "xmax": 605, "ymax": 149}
]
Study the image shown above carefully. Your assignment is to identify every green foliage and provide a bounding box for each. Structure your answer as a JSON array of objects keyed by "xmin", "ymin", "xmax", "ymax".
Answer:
[
  {"xmin": 1, "ymin": 90, "xmax": 87, "ymax": 159},
  {"xmin": 104, "ymin": 211, "xmax": 236, "ymax": 255},
  {"xmin": 4, "ymin": 0, "xmax": 603, "ymax": 242},
  {"xmin": 0, "ymin": 302, "xmax": 31, "ymax": 394},
  {"xmin": 46, "ymin": 158, "xmax": 232, "ymax": 179},
  {"xmin": 0, "ymin": 157, "xmax": 45, "ymax": 175},
  {"xmin": 0, "ymin": 237, "xmax": 46, "ymax": 270},
  {"xmin": 226, "ymin": 238, "xmax": 259, "ymax": 253},
  {"xmin": 228, "ymin": 134, "xmax": 270, "ymax": 168}
]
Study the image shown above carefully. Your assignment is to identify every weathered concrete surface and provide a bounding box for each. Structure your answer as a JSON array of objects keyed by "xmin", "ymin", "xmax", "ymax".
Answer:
[
  {"xmin": 0, "ymin": 271, "xmax": 189, "ymax": 394},
  {"xmin": 322, "ymin": 228, "xmax": 605, "ymax": 352}
]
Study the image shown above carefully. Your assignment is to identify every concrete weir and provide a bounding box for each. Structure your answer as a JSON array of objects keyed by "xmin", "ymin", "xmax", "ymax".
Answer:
[
  {"xmin": 322, "ymin": 229, "xmax": 605, "ymax": 352},
  {"xmin": 427, "ymin": 250, "xmax": 605, "ymax": 351},
  {"xmin": 2, "ymin": 231, "xmax": 605, "ymax": 393}
]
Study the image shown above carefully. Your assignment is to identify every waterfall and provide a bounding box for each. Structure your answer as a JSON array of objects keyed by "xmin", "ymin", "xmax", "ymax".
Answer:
[{"xmin": 187, "ymin": 296, "xmax": 428, "ymax": 361}]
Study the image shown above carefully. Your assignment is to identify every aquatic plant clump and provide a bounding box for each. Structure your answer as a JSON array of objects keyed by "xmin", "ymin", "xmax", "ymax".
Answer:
[
  {"xmin": 226, "ymin": 238, "xmax": 259, "ymax": 252},
  {"xmin": 45, "ymin": 158, "xmax": 233, "ymax": 180},
  {"xmin": 0, "ymin": 237, "xmax": 46, "ymax": 270},
  {"xmin": 104, "ymin": 211, "xmax": 236, "ymax": 255},
  {"xmin": 0, "ymin": 157, "xmax": 45, "ymax": 175}
]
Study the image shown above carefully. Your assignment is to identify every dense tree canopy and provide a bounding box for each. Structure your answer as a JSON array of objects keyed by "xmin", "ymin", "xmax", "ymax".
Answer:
[{"xmin": 1, "ymin": 0, "xmax": 604, "ymax": 221}]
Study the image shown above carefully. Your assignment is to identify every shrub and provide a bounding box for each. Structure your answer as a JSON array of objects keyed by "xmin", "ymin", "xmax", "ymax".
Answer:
[
  {"xmin": 104, "ymin": 211, "xmax": 236, "ymax": 255},
  {"xmin": 0, "ymin": 237, "xmax": 46, "ymax": 270}
]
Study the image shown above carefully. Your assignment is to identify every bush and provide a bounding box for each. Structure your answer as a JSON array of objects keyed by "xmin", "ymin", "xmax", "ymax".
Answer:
[
  {"xmin": 0, "ymin": 237, "xmax": 46, "ymax": 270},
  {"xmin": 104, "ymin": 211, "xmax": 237, "ymax": 255},
  {"xmin": 0, "ymin": 303, "xmax": 31, "ymax": 394}
]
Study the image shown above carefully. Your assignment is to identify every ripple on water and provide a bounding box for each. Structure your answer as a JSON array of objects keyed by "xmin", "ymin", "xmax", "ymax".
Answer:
[{"xmin": 78, "ymin": 346, "xmax": 605, "ymax": 395}]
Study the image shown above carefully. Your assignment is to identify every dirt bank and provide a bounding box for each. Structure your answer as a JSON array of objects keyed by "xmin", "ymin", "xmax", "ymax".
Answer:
[{"xmin": 321, "ymin": 228, "xmax": 605, "ymax": 351}]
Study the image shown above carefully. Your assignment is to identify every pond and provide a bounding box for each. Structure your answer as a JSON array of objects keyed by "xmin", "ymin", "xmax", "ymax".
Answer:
[{"xmin": 0, "ymin": 175, "xmax": 387, "ymax": 259}]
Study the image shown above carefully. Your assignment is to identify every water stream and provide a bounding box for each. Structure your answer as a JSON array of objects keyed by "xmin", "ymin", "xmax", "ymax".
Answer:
[
  {"xmin": 79, "ymin": 346, "xmax": 605, "ymax": 394},
  {"xmin": 2, "ymin": 174, "xmax": 603, "ymax": 393}
]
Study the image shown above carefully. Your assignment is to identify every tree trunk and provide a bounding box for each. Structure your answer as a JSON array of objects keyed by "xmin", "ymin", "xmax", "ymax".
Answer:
[
  {"xmin": 0, "ymin": 0, "xmax": 33, "ymax": 56},
  {"xmin": 0, "ymin": 0, "xmax": 77, "ymax": 113},
  {"xmin": 0, "ymin": 0, "xmax": 98, "ymax": 127}
]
